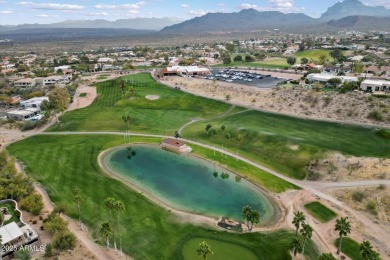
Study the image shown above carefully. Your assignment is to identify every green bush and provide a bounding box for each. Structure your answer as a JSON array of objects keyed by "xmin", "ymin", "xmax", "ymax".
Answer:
[
  {"xmin": 368, "ymin": 110, "xmax": 384, "ymax": 121},
  {"xmin": 366, "ymin": 201, "xmax": 377, "ymax": 215},
  {"xmin": 44, "ymin": 243, "xmax": 53, "ymax": 257},
  {"xmin": 352, "ymin": 191, "xmax": 366, "ymax": 202},
  {"xmin": 53, "ymin": 231, "xmax": 76, "ymax": 251},
  {"xmin": 20, "ymin": 193, "xmax": 44, "ymax": 215},
  {"xmin": 376, "ymin": 129, "xmax": 390, "ymax": 139}
]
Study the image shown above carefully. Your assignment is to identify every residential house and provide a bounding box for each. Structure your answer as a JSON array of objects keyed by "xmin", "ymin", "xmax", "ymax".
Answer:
[
  {"xmin": 43, "ymin": 75, "xmax": 71, "ymax": 86},
  {"xmin": 20, "ymin": 97, "xmax": 49, "ymax": 109},
  {"xmin": 6, "ymin": 108, "xmax": 42, "ymax": 121},
  {"xmin": 307, "ymin": 73, "xmax": 358, "ymax": 83},
  {"xmin": 360, "ymin": 79, "xmax": 390, "ymax": 92},
  {"xmin": 13, "ymin": 78, "xmax": 36, "ymax": 88}
]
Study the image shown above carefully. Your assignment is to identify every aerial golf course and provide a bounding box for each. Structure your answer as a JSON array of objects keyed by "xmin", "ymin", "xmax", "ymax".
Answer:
[{"xmin": 7, "ymin": 73, "xmax": 390, "ymax": 259}]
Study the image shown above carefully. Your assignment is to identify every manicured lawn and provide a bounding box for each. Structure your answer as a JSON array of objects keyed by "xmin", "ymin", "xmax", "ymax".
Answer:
[
  {"xmin": 48, "ymin": 73, "xmax": 232, "ymax": 134},
  {"xmin": 79, "ymin": 93, "xmax": 87, "ymax": 97},
  {"xmin": 191, "ymin": 144, "xmax": 298, "ymax": 193},
  {"xmin": 295, "ymin": 50, "xmax": 332, "ymax": 61},
  {"xmin": 182, "ymin": 237, "xmax": 257, "ymax": 260},
  {"xmin": 7, "ymin": 135, "xmax": 320, "ymax": 259},
  {"xmin": 335, "ymin": 237, "xmax": 363, "ymax": 260},
  {"xmin": 0, "ymin": 203, "xmax": 20, "ymax": 225},
  {"xmin": 304, "ymin": 201, "xmax": 337, "ymax": 223},
  {"xmin": 212, "ymin": 58, "xmax": 288, "ymax": 69},
  {"xmin": 182, "ymin": 110, "xmax": 390, "ymax": 179}
]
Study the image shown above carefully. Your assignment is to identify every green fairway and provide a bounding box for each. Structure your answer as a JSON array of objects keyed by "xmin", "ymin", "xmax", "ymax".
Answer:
[
  {"xmin": 294, "ymin": 50, "xmax": 345, "ymax": 62},
  {"xmin": 304, "ymin": 202, "xmax": 337, "ymax": 223},
  {"xmin": 48, "ymin": 73, "xmax": 232, "ymax": 134},
  {"xmin": 182, "ymin": 110, "xmax": 390, "ymax": 179},
  {"xmin": 335, "ymin": 237, "xmax": 363, "ymax": 260},
  {"xmin": 7, "ymin": 135, "xmax": 320, "ymax": 259},
  {"xmin": 182, "ymin": 237, "xmax": 257, "ymax": 260},
  {"xmin": 212, "ymin": 58, "xmax": 288, "ymax": 69}
]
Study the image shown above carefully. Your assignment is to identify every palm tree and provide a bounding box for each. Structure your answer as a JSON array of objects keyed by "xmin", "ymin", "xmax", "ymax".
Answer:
[
  {"xmin": 114, "ymin": 200, "xmax": 125, "ymax": 256},
  {"xmin": 72, "ymin": 188, "xmax": 83, "ymax": 230},
  {"xmin": 291, "ymin": 238, "xmax": 302, "ymax": 260},
  {"xmin": 360, "ymin": 240, "xmax": 373, "ymax": 259},
  {"xmin": 292, "ymin": 211, "xmax": 306, "ymax": 237},
  {"xmin": 99, "ymin": 222, "xmax": 112, "ymax": 249},
  {"xmin": 197, "ymin": 241, "xmax": 213, "ymax": 260},
  {"xmin": 242, "ymin": 205, "xmax": 252, "ymax": 230},
  {"xmin": 300, "ymin": 223, "xmax": 313, "ymax": 260},
  {"xmin": 104, "ymin": 197, "xmax": 117, "ymax": 251},
  {"xmin": 335, "ymin": 217, "xmax": 351, "ymax": 255}
]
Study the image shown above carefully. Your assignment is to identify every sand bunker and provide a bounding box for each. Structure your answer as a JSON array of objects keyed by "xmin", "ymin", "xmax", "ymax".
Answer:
[{"xmin": 145, "ymin": 95, "xmax": 160, "ymax": 100}]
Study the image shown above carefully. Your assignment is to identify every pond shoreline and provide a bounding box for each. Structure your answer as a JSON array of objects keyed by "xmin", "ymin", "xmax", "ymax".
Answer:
[{"xmin": 97, "ymin": 142, "xmax": 285, "ymax": 230}]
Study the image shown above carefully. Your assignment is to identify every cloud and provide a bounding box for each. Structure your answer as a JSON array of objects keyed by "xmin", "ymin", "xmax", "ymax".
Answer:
[
  {"xmin": 0, "ymin": 1, "xmax": 7, "ymax": 3},
  {"xmin": 217, "ymin": 3, "xmax": 225, "ymax": 7},
  {"xmin": 189, "ymin": 9, "xmax": 208, "ymax": 16},
  {"xmin": 36, "ymin": 14, "xmax": 59, "ymax": 17},
  {"xmin": 181, "ymin": 4, "xmax": 190, "ymax": 8},
  {"xmin": 269, "ymin": 0, "xmax": 293, "ymax": 9},
  {"xmin": 17, "ymin": 2, "xmax": 84, "ymax": 10},
  {"xmin": 239, "ymin": 3, "xmax": 259, "ymax": 9},
  {"xmin": 0, "ymin": 10, "xmax": 12, "ymax": 14},
  {"xmin": 94, "ymin": 3, "xmax": 143, "ymax": 10},
  {"xmin": 86, "ymin": 12, "xmax": 109, "ymax": 16}
]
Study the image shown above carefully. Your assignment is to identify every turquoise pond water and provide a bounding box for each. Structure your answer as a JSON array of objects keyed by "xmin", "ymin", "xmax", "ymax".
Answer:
[{"xmin": 103, "ymin": 145, "xmax": 275, "ymax": 222}]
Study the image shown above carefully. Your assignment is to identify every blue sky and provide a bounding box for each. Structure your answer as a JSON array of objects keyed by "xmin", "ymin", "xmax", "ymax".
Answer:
[{"xmin": 0, "ymin": 0, "xmax": 388, "ymax": 25}]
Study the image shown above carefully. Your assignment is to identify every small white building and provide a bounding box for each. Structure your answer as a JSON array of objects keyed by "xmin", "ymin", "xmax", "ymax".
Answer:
[
  {"xmin": 162, "ymin": 66, "xmax": 211, "ymax": 76},
  {"xmin": 360, "ymin": 79, "xmax": 390, "ymax": 92},
  {"xmin": 43, "ymin": 75, "xmax": 70, "ymax": 86},
  {"xmin": 20, "ymin": 96, "xmax": 49, "ymax": 109},
  {"xmin": 0, "ymin": 222, "xmax": 24, "ymax": 247},
  {"xmin": 97, "ymin": 57, "xmax": 115, "ymax": 63},
  {"xmin": 14, "ymin": 78, "xmax": 36, "ymax": 88},
  {"xmin": 6, "ymin": 108, "xmax": 41, "ymax": 121},
  {"xmin": 307, "ymin": 73, "xmax": 358, "ymax": 83},
  {"xmin": 54, "ymin": 65, "xmax": 71, "ymax": 72}
]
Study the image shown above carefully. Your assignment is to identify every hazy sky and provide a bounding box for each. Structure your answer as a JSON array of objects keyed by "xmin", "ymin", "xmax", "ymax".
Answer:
[{"xmin": 0, "ymin": 0, "xmax": 389, "ymax": 25}]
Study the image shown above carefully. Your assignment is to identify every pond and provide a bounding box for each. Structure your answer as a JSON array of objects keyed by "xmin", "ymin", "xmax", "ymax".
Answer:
[{"xmin": 102, "ymin": 145, "xmax": 277, "ymax": 223}]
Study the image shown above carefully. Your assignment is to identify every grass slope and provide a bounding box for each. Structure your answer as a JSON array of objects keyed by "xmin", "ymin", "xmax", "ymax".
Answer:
[
  {"xmin": 182, "ymin": 237, "xmax": 257, "ymax": 260},
  {"xmin": 304, "ymin": 202, "xmax": 337, "ymax": 223},
  {"xmin": 7, "ymin": 135, "xmax": 319, "ymax": 259},
  {"xmin": 295, "ymin": 50, "xmax": 332, "ymax": 61},
  {"xmin": 182, "ymin": 110, "xmax": 390, "ymax": 179},
  {"xmin": 335, "ymin": 237, "xmax": 363, "ymax": 260},
  {"xmin": 49, "ymin": 73, "xmax": 231, "ymax": 134}
]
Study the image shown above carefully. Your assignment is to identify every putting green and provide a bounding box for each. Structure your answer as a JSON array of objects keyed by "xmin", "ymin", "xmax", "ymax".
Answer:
[{"xmin": 182, "ymin": 238, "xmax": 257, "ymax": 260}]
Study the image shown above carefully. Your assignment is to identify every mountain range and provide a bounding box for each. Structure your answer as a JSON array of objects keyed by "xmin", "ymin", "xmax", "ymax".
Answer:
[{"xmin": 1, "ymin": 0, "xmax": 390, "ymax": 37}]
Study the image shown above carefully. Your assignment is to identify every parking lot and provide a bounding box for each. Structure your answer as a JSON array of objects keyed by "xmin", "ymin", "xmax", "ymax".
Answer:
[{"xmin": 202, "ymin": 69, "xmax": 288, "ymax": 88}]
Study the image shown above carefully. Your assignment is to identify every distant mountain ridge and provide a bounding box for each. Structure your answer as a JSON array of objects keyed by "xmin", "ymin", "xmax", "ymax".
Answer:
[
  {"xmin": 320, "ymin": 0, "xmax": 390, "ymax": 22},
  {"xmin": 0, "ymin": 17, "xmax": 182, "ymax": 32},
  {"xmin": 160, "ymin": 0, "xmax": 390, "ymax": 34},
  {"xmin": 160, "ymin": 9, "xmax": 317, "ymax": 34}
]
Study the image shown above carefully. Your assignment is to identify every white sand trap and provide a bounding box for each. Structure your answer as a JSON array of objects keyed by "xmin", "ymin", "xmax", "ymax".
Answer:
[{"xmin": 145, "ymin": 95, "xmax": 160, "ymax": 100}]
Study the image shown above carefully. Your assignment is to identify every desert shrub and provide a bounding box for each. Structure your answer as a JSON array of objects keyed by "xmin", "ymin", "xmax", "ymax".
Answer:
[
  {"xmin": 53, "ymin": 231, "xmax": 76, "ymax": 251},
  {"xmin": 352, "ymin": 191, "xmax": 365, "ymax": 202},
  {"xmin": 20, "ymin": 193, "xmax": 44, "ymax": 215},
  {"xmin": 306, "ymin": 171, "xmax": 321, "ymax": 181},
  {"xmin": 376, "ymin": 129, "xmax": 390, "ymax": 139},
  {"xmin": 378, "ymin": 184, "xmax": 386, "ymax": 190},
  {"xmin": 368, "ymin": 110, "xmax": 384, "ymax": 121},
  {"xmin": 366, "ymin": 201, "xmax": 377, "ymax": 215}
]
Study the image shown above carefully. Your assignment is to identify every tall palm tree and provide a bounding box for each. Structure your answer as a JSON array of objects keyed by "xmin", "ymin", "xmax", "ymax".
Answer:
[
  {"xmin": 360, "ymin": 240, "xmax": 373, "ymax": 260},
  {"xmin": 99, "ymin": 222, "xmax": 112, "ymax": 249},
  {"xmin": 104, "ymin": 197, "xmax": 117, "ymax": 251},
  {"xmin": 300, "ymin": 223, "xmax": 313, "ymax": 260},
  {"xmin": 114, "ymin": 200, "xmax": 125, "ymax": 256},
  {"xmin": 291, "ymin": 238, "xmax": 302, "ymax": 260},
  {"xmin": 335, "ymin": 217, "xmax": 351, "ymax": 255},
  {"xmin": 292, "ymin": 211, "xmax": 306, "ymax": 237},
  {"xmin": 197, "ymin": 241, "xmax": 213, "ymax": 260},
  {"xmin": 72, "ymin": 188, "xmax": 83, "ymax": 230}
]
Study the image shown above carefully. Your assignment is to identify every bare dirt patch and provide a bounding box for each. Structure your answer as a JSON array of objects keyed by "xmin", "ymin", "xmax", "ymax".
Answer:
[
  {"xmin": 308, "ymin": 153, "xmax": 390, "ymax": 181},
  {"xmin": 145, "ymin": 95, "xmax": 160, "ymax": 100}
]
